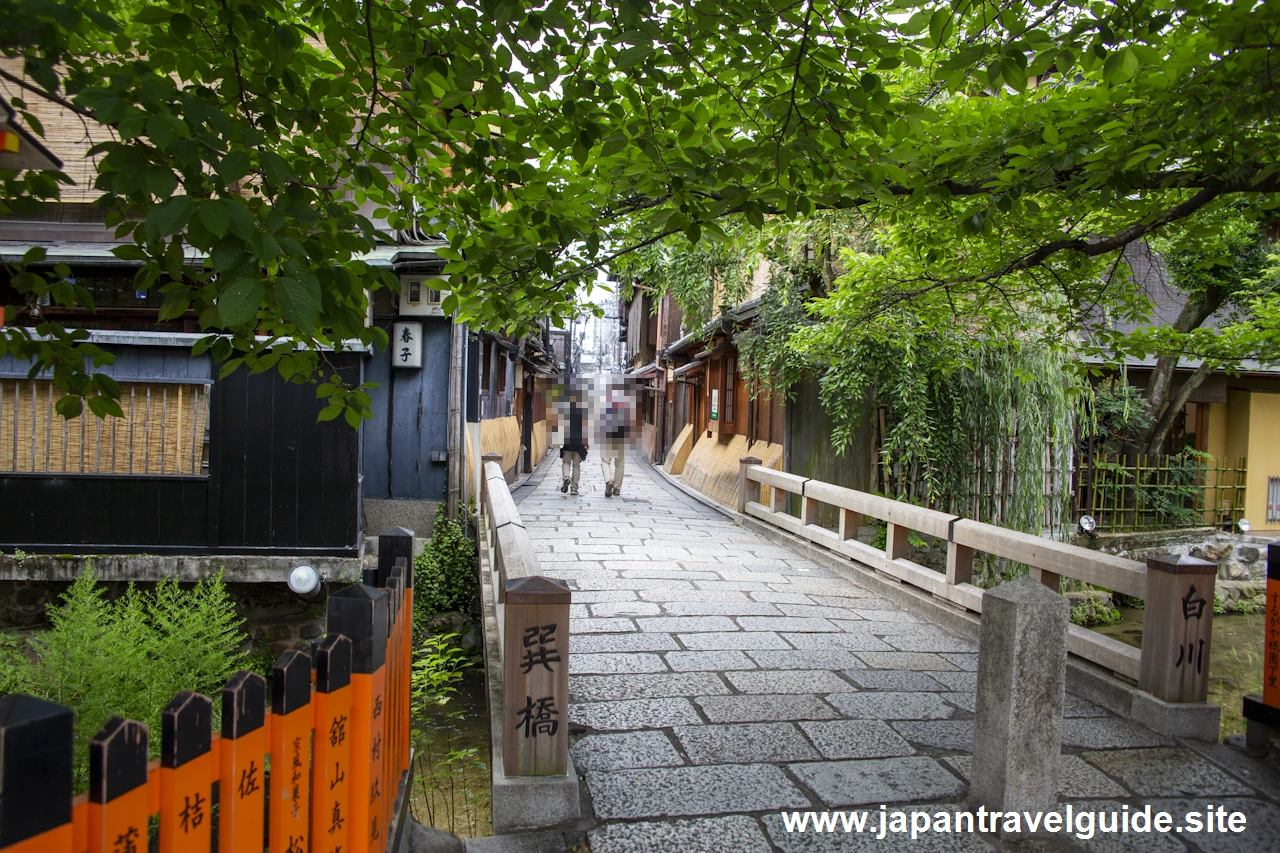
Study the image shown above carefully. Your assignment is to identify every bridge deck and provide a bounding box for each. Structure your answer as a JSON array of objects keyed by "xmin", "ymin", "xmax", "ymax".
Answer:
[{"xmin": 513, "ymin": 458, "xmax": 1276, "ymax": 852}]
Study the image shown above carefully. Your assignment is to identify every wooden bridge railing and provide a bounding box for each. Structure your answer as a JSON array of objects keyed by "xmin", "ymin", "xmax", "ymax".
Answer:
[
  {"xmin": 479, "ymin": 453, "xmax": 571, "ymax": 779},
  {"xmin": 739, "ymin": 459, "xmax": 1216, "ymax": 704},
  {"xmin": 0, "ymin": 533, "xmax": 415, "ymax": 853}
]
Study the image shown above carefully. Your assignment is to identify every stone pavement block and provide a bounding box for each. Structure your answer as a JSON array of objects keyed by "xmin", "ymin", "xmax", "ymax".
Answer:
[
  {"xmin": 763, "ymin": 814, "xmax": 995, "ymax": 852},
  {"xmin": 570, "ymin": 618, "xmax": 636, "ymax": 634},
  {"xmin": 827, "ymin": 691, "xmax": 955, "ymax": 721},
  {"xmin": 799, "ymin": 720, "xmax": 917, "ymax": 760},
  {"xmin": 569, "ymin": 590, "xmax": 641, "ymax": 604},
  {"xmin": 574, "ymin": 578, "xmax": 690, "ymax": 591},
  {"xmin": 1060, "ymin": 718, "xmax": 1173, "ymax": 749},
  {"xmin": 727, "ymin": 669, "xmax": 858, "ymax": 695},
  {"xmin": 589, "ymin": 816, "xmax": 773, "ymax": 853},
  {"xmin": 854, "ymin": 652, "xmax": 959, "ymax": 671},
  {"xmin": 778, "ymin": 603, "xmax": 867, "ymax": 620},
  {"xmin": 636, "ymin": 616, "xmax": 740, "ymax": 633},
  {"xmin": 941, "ymin": 692, "xmax": 976, "ymax": 712},
  {"xmin": 677, "ymin": 631, "xmax": 791, "ymax": 650},
  {"xmin": 738, "ymin": 616, "xmax": 838, "ymax": 632},
  {"xmin": 569, "ymin": 604, "xmax": 589, "ymax": 618},
  {"xmin": 1082, "ymin": 748, "xmax": 1255, "ymax": 798},
  {"xmin": 804, "ymin": 591, "xmax": 879, "ymax": 604},
  {"xmin": 847, "ymin": 670, "xmax": 946, "ymax": 692},
  {"xmin": 836, "ymin": 620, "xmax": 944, "ymax": 635},
  {"xmin": 891, "ymin": 720, "xmax": 975, "ymax": 752},
  {"xmin": 938, "ymin": 652, "xmax": 979, "ymax": 671},
  {"xmin": 790, "ymin": 757, "xmax": 967, "ymax": 807},
  {"xmin": 674, "ymin": 721, "xmax": 820, "ymax": 764},
  {"xmin": 587, "ymin": 764, "xmax": 811, "ymax": 819},
  {"xmin": 666, "ymin": 650, "xmax": 759, "ymax": 672},
  {"xmin": 749, "ymin": 650, "xmax": 868, "ymax": 671},
  {"xmin": 589, "ymin": 601, "xmax": 662, "ymax": 618},
  {"xmin": 848, "ymin": 608, "xmax": 924, "ymax": 622},
  {"xmin": 881, "ymin": 634, "xmax": 978, "ymax": 653},
  {"xmin": 782, "ymin": 633, "xmax": 896, "ymax": 653},
  {"xmin": 662, "ymin": 601, "xmax": 783, "ymax": 617},
  {"xmin": 695, "ymin": 693, "xmax": 841, "ymax": 723},
  {"xmin": 641, "ymin": 589, "xmax": 751, "ymax": 603},
  {"xmin": 943, "ymin": 754, "xmax": 1128, "ymax": 799},
  {"xmin": 620, "ymin": 568, "xmax": 719, "ymax": 580},
  {"xmin": 570, "ymin": 653, "xmax": 669, "ymax": 675},
  {"xmin": 693, "ymin": 580, "xmax": 774, "ymax": 591},
  {"xmin": 1151, "ymin": 798, "xmax": 1280, "ymax": 853},
  {"xmin": 927, "ymin": 671, "xmax": 978, "ymax": 691},
  {"xmin": 573, "ymin": 633, "xmax": 679, "ymax": 653},
  {"xmin": 707, "ymin": 570, "xmax": 794, "ymax": 584},
  {"xmin": 771, "ymin": 579, "xmax": 866, "ymax": 594},
  {"xmin": 552, "ymin": 543, "xmax": 621, "ymax": 553},
  {"xmin": 571, "ymin": 672, "xmax": 730, "ymax": 702},
  {"xmin": 597, "ymin": 556, "xmax": 662, "ymax": 567},
  {"xmin": 570, "ymin": 731, "xmax": 685, "ymax": 771},
  {"xmin": 751, "ymin": 591, "xmax": 820, "ymax": 605}
]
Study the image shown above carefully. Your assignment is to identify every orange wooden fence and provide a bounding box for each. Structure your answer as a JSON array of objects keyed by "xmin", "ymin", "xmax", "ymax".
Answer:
[{"xmin": 0, "ymin": 531, "xmax": 416, "ymax": 853}]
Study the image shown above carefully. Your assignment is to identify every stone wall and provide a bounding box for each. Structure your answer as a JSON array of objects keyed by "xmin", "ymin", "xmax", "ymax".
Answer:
[
  {"xmin": 0, "ymin": 580, "xmax": 341, "ymax": 661},
  {"xmin": 1073, "ymin": 527, "xmax": 1276, "ymax": 583}
]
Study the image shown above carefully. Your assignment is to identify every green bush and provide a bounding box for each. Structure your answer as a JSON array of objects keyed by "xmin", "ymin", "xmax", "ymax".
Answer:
[
  {"xmin": 0, "ymin": 567, "xmax": 247, "ymax": 792},
  {"xmin": 413, "ymin": 508, "xmax": 479, "ymax": 629}
]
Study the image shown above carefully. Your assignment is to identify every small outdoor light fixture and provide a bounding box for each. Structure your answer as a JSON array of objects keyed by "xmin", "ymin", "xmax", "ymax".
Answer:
[
  {"xmin": 1078, "ymin": 514, "xmax": 1098, "ymax": 536},
  {"xmin": 287, "ymin": 564, "xmax": 323, "ymax": 598},
  {"xmin": 1238, "ymin": 518, "xmax": 1252, "ymax": 534}
]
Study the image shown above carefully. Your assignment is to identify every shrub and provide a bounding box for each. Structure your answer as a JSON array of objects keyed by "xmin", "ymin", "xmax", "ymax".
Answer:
[
  {"xmin": 0, "ymin": 567, "xmax": 247, "ymax": 792},
  {"xmin": 413, "ymin": 508, "xmax": 478, "ymax": 626}
]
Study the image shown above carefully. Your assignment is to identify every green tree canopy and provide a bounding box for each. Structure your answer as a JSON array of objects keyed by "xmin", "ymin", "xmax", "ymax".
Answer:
[{"xmin": 3, "ymin": 0, "xmax": 1278, "ymax": 420}]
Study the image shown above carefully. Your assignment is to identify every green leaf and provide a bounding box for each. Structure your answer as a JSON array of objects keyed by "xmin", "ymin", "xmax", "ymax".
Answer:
[
  {"xmin": 274, "ymin": 276, "xmax": 320, "ymax": 332},
  {"xmin": 224, "ymin": 201, "xmax": 255, "ymax": 241},
  {"xmin": 144, "ymin": 195, "xmax": 194, "ymax": 240},
  {"xmin": 217, "ymin": 278, "xmax": 265, "ymax": 327},
  {"xmin": 218, "ymin": 151, "xmax": 252, "ymax": 184},
  {"xmin": 110, "ymin": 245, "xmax": 148, "ymax": 261},
  {"xmin": 91, "ymin": 373, "xmax": 121, "ymax": 399},
  {"xmin": 199, "ymin": 201, "xmax": 231, "ymax": 237},
  {"xmin": 55, "ymin": 395, "xmax": 83, "ymax": 418},
  {"xmin": 260, "ymin": 151, "xmax": 295, "ymax": 185},
  {"xmin": 1042, "ymin": 124, "xmax": 1059, "ymax": 145},
  {"xmin": 87, "ymin": 395, "xmax": 124, "ymax": 418}
]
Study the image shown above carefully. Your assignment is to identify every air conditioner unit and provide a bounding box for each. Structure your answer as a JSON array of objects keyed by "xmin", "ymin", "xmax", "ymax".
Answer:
[{"xmin": 397, "ymin": 274, "xmax": 449, "ymax": 317}]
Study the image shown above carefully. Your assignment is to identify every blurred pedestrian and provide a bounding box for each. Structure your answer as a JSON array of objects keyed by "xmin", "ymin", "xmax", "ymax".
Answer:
[{"xmin": 560, "ymin": 384, "xmax": 588, "ymax": 495}]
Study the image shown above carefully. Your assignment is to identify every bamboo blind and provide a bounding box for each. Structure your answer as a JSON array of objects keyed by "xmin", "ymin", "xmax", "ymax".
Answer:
[{"xmin": 0, "ymin": 379, "xmax": 210, "ymax": 476}]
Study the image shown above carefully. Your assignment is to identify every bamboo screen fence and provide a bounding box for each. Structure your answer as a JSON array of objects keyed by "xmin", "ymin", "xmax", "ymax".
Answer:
[{"xmin": 0, "ymin": 379, "xmax": 210, "ymax": 476}]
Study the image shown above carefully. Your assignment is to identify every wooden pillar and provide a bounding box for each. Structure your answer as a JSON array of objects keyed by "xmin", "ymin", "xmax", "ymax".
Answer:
[
  {"xmin": 88, "ymin": 717, "xmax": 149, "ymax": 853},
  {"xmin": 504, "ymin": 576, "xmax": 571, "ymax": 776},
  {"xmin": 269, "ymin": 650, "xmax": 313, "ymax": 853},
  {"xmin": 327, "ymin": 583, "xmax": 389, "ymax": 853},
  {"xmin": 947, "ymin": 542, "xmax": 974, "ymax": 586},
  {"xmin": 312, "ymin": 635, "xmax": 353, "ymax": 851},
  {"xmin": 157, "ymin": 691, "xmax": 213, "ymax": 853},
  {"xmin": 770, "ymin": 482, "xmax": 788, "ymax": 514},
  {"xmin": 801, "ymin": 495, "xmax": 820, "ymax": 527},
  {"xmin": 885, "ymin": 522, "xmax": 910, "ymax": 561},
  {"xmin": 1032, "ymin": 566, "xmax": 1062, "ymax": 593},
  {"xmin": 1243, "ymin": 543, "xmax": 1280, "ymax": 745},
  {"xmin": 377, "ymin": 526, "xmax": 414, "ymax": 589},
  {"xmin": 838, "ymin": 508, "xmax": 861, "ymax": 542},
  {"xmin": 1139, "ymin": 554, "xmax": 1216, "ymax": 703},
  {"xmin": 737, "ymin": 456, "xmax": 761, "ymax": 513},
  {"xmin": 218, "ymin": 671, "xmax": 266, "ymax": 853},
  {"xmin": 0, "ymin": 695, "xmax": 74, "ymax": 853}
]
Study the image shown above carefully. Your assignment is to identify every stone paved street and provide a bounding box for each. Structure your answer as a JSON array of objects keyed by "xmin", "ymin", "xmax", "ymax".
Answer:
[{"xmin": 513, "ymin": 458, "xmax": 1280, "ymax": 852}]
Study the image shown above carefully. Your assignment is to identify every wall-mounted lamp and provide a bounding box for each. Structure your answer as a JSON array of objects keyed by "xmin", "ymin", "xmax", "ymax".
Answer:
[{"xmin": 287, "ymin": 564, "xmax": 324, "ymax": 599}]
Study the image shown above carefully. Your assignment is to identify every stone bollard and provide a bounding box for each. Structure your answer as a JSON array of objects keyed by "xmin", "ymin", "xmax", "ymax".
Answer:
[
  {"xmin": 1139, "ymin": 554, "xmax": 1216, "ymax": 703},
  {"xmin": 503, "ymin": 575, "xmax": 571, "ymax": 777},
  {"xmin": 970, "ymin": 575, "xmax": 1069, "ymax": 820},
  {"xmin": 737, "ymin": 457, "xmax": 762, "ymax": 513}
]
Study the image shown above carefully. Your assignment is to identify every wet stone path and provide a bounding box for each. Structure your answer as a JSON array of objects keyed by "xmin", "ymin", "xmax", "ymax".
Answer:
[{"xmin": 513, "ymin": 458, "xmax": 1280, "ymax": 852}]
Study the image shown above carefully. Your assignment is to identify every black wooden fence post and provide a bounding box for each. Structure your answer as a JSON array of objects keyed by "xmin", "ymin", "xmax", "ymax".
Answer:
[
  {"xmin": 378, "ymin": 526, "xmax": 415, "ymax": 589},
  {"xmin": 0, "ymin": 695, "xmax": 73, "ymax": 851},
  {"xmin": 88, "ymin": 716, "xmax": 150, "ymax": 853}
]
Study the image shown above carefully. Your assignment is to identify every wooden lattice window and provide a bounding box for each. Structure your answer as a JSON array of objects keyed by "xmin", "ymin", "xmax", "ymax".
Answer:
[{"xmin": 0, "ymin": 379, "xmax": 210, "ymax": 476}]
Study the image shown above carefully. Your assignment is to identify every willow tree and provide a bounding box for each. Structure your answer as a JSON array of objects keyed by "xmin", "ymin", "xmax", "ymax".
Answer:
[{"xmin": 4, "ymin": 0, "xmax": 1279, "ymax": 422}]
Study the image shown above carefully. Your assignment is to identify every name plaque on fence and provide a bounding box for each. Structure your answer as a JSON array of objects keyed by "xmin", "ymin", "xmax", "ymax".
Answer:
[{"xmin": 503, "ymin": 575, "xmax": 571, "ymax": 776}]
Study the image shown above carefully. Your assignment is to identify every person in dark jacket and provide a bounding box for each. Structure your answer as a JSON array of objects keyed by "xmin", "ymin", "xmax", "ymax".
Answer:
[{"xmin": 560, "ymin": 387, "xmax": 588, "ymax": 495}]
